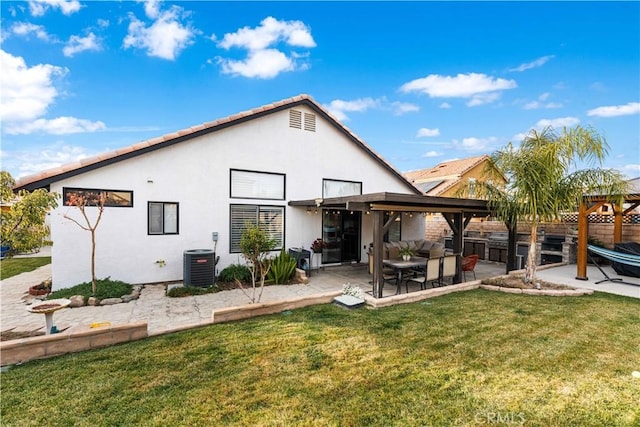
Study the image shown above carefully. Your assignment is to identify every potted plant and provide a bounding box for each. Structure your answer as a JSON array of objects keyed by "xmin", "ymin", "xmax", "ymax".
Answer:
[
  {"xmin": 399, "ymin": 247, "xmax": 415, "ymax": 261},
  {"xmin": 310, "ymin": 238, "xmax": 325, "ymax": 253},
  {"xmin": 29, "ymin": 278, "xmax": 52, "ymax": 296}
]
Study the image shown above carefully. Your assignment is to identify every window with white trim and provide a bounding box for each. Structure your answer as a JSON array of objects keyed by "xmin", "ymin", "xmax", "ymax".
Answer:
[
  {"xmin": 230, "ymin": 169, "xmax": 285, "ymax": 200},
  {"xmin": 230, "ymin": 205, "xmax": 284, "ymax": 253},
  {"xmin": 148, "ymin": 202, "xmax": 179, "ymax": 235},
  {"xmin": 322, "ymin": 179, "xmax": 362, "ymax": 198}
]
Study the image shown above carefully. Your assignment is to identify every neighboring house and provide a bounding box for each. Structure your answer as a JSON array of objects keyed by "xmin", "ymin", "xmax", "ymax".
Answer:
[
  {"xmin": 15, "ymin": 94, "xmax": 423, "ymax": 290},
  {"xmin": 404, "ymin": 155, "xmax": 503, "ymax": 197}
]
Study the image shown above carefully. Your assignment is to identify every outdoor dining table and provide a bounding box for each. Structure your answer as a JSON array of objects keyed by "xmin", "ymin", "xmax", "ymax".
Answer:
[{"xmin": 383, "ymin": 256, "xmax": 428, "ymax": 293}]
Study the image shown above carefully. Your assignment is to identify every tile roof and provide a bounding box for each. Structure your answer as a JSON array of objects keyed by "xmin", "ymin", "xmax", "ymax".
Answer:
[
  {"xmin": 14, "ymin": 94, "xmax": 420, "ymax": 194},
  {"xmin": 404, "ymin": 155, "xmax": 490, "ymax": 196}
]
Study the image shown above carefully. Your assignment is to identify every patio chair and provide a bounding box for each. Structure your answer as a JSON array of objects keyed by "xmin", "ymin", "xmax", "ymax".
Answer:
[
  {"xmin": 440, "ymin": 255, "xmax": 458, "ymax": 285},
  {"xmin": 368, "ymin": 249, "xmax": 401, "ymax": 294},
  {"xmin": 406, "ymin": 257, "xmax": 441, "ymax": 290},
  {"xmin": 461, "ymin": 254, "xmax": 479, "ymax": 281}
]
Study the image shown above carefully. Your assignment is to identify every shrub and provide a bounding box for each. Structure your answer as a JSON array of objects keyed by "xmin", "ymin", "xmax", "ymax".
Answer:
[
  {"xmin": 267, "ymin": 248, "xmax": 297, "ymax": 284},
  {"xmin": 219, "ymin": 264, "xmax": 251, "ymax": 283},
  {"xmin": 48, "ymin": 277, "xmax": 132, "ymax": 300}
]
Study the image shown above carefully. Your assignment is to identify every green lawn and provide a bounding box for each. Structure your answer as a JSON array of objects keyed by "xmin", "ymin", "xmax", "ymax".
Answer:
[
  {"xmin": 2, "ymin": 290, "xmax": 639, "ymax": 426},
  {"xmin": 0, "ymin": 256, "xmax": 51, "ymax": 280}
]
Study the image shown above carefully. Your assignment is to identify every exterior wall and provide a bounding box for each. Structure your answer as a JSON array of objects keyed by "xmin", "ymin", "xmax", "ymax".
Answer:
[
  {"xmin": 49, "ymin": 105, "xmax": 416, "ymax": 289},
  {"xmin": 436, "ymin": 161, "xmax": 491, "ymax": 197}
]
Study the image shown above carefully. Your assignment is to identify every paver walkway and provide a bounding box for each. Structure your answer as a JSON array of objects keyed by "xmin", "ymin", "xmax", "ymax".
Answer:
[
  {"xmin": 0, "ymin": 264, "xmax": 362, "ymax": 336},
  {"xmin": 4, "ymin": 259, "xmax": 635, "ymax": 337}
]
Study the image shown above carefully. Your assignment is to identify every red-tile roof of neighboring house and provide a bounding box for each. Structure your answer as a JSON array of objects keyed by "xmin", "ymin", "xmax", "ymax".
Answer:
[
  {"xmin": 404, "ymin": 155, "xmax": 491, "ymax": 196},
  {"xmin": 14, "ymin": 94, "xmax": 420, "ymax": 195}
]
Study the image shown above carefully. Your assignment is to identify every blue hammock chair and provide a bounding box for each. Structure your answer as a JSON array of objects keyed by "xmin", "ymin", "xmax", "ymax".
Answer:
[{"xmin": 587, "ymin": 244, "xmax": 640, "ymax": 286}]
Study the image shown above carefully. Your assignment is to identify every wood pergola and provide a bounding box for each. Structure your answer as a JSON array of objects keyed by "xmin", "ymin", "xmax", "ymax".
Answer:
[
  {"xmin": 575, "ymin": 184, "xmax": 640, "ymax": 280},
  {"xmin": 290, "ymin": 192, "xmax": 491, "ymax": 298}
]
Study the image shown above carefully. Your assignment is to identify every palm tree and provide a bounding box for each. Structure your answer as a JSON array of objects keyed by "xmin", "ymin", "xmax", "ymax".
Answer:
[{"xmin": 475, "ymin": 126, "xmax": 628, "ymax": 284}]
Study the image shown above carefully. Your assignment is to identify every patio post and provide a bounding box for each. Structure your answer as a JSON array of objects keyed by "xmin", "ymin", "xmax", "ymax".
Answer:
[
  {"xmin": 372, "ymin": 210, "xmax": 384, "ymax": 298},
  {"xmin": 613, "ymin": 201, "xmax": 623, "ymax": 244},
  {"xmin": 576, "ymin": 201, "xmax": 590, "ymax": 280}
]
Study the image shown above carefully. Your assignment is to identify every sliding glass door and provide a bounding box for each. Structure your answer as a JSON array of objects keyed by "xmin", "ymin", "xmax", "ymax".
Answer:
[{"xmin": 322, "ymin": 210, "xmax": 361, "ymax": 263}]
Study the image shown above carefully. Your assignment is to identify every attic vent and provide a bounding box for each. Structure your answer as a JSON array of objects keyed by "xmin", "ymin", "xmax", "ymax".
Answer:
[
  {"xmin": 289, "ymin": 109, "xmax": 302, "ymax": 129},
  {"xmin": 303, "ymin": 113, "xmax": 316, "ymax": 132}
]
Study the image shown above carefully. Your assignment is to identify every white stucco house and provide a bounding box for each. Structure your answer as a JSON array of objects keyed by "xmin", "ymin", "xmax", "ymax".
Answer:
[{"xmin": 15, "ymin": 94, "xmax": 425, "ymax": 290}]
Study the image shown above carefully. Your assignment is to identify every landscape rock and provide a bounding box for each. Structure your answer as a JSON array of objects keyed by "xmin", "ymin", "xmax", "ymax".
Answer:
[
  {"xmin": 100, "ymin": 298, "xmax": 123, "ymax": 306},
  {"xmin": 69, "ymin": 295, "xmax": 85, "ymax": 307},
  {"xmin": 87, "ymin": 297, "xmax": 99, "ymax": 306},
  {"xmin": 121, "ymin": 294, "xmax": 138, "ymax": 303},
  {"xmin": 295, "ymin": 268, "xmax": 308, "ymax": 284}
]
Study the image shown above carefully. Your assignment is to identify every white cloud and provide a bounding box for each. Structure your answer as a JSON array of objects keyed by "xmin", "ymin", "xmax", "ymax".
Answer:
[
  {"xmin": 421, "ymin": 150, "xmax": 442, "ymax": 158},
  {"xmin": 216, "ymin": 16, "xmax": 315, "ymax": 79},
  {"xmin": 466, "ymin": 91, "xmax": 501, "ymax": 107},
  {"xmin": 217, "ymin": 49, "xmax": 294, "ymax": 80},
  {"xmin": 535, "ymin": 117, "xmax": 580, "ymax": 129},
  {"xmin": 143, "ymin": 0, "xmax": 162, "ymax": 19},
  {"xmin": 0, "ymin": 50, "xmax": 105, "ymax": 135},
  {"xmin": 400, "ymin": 73, "xmax": 516, "ymax": 106},
  {"xmin": 97, "ymin": 19, "xmax": 110, "ymax": 28},
  {"xmin": 523, "ymin": 101, "xmax": 563, "ymax": 110},
  {"xmin": 391, "ymin": 101, "xmax": 419, "ymax": 115},
  {"xmin": 124, "ymin": 4, "xmax": 195, "ymax": 60},
  {"xmin": 587, "ymin": 102, "xmax": 640, "ymax": 118},
  {"xmin": 323, "ymin": 98, "xmax": 380, "ymax": 121},
  {"xmin": 218, "ymin": 16, "xmax": 315, "ymax": 51},
  {"xmin": 522, "ymin": 92, "xmax": 563, "ymax": 110},
  {"xmin": 0, "ymin": 49, "xmax": 65, "ymax": 122},
  {"xmin": 622, "ymin": 164, "xmax": 640, "ymax": 172},
  {"xmin": 63, "ymin": 32, "xmax": 101, "ymax": 57},
  {"xmin": 10, "ymin": 22, "xmax": 52, "ymax": 41},
  {"xmin": 439, "ymin": 102, "xmax": 451, "ymax": 109},
  {"xmin": 455, "ymin": 136, "xmax": 498, "ymax": 151},
  {"xmin": 416, "ymin": 128, "xmax": 440, "ymax": 138},
  {"xmin": 509, "ymin": 55, "xmax": 555, "ymax": 72},
  {"xmin": 28, "ymin": 0, "xmax": 81, "ymax": 16},
  {"xmin": 4, "ymin": 117, "xmax": 106, "ymax": 135},
  {"xmin": 4, "ymin": 144, "xmax": 93, "ymax": 178}
]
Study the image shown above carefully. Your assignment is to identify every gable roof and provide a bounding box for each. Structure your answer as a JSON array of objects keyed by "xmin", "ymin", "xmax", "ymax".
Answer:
[
  {"xmin": 14, "ymin": 94, "xmax": 420, "ymax": 195},
  {"xmin": 404, "ymin": 155, "xmax": 491, "ymax": 196}
]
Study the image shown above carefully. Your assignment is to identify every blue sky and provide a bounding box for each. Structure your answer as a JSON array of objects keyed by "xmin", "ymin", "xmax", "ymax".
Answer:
[{"xmin": 1, "ymin": 0, "xmax": 639, "ymax": 180}]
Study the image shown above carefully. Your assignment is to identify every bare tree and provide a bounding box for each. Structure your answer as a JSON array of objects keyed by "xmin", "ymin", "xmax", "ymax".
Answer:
[{"xmin": 63, "ymin": 191, "xmax": 106, "ymax": 295}]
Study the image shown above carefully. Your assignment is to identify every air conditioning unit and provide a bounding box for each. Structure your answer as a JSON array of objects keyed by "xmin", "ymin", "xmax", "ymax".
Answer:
[{"xmin": 183, "ymin": 249, "xmax": 215, "ymax": 287}]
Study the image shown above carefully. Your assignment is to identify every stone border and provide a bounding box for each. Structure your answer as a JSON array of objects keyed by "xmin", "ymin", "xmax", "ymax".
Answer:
[
  {"xmin": 0, "ymin": 322, "xmax": 147, "ymax": 366},
  {"xmin": 479, "ymin": 284, "xmax": 593, "ymax": 296},
  {"xmin": 211, "ymin": 291, "xmax": 341, "ymax": 324}
]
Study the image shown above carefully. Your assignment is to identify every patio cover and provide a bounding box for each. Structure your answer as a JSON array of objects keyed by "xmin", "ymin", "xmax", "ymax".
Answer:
[
  {"xmin": 290, "ymin": 192, "xmax": 491, "ymax": 297},
  {"xmin": 576, "ymin": 178, "xmax": 640, "ymax": 281}
]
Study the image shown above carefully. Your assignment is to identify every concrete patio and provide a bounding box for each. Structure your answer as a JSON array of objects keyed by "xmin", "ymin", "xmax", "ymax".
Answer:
[{"xmin": 1, "ymin": 256, "xmax": 638, "ymax": 338}]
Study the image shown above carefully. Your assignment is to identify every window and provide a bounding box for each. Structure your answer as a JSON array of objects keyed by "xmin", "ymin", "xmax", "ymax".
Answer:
[
  {"xmin": 63, "ymin": 187, "xmax": 133, "ymax": 207},
  {"xmin": 230, "ymin": 205, "xmax": 284, "ymax": 253},
  {"xmin": 148, "ymin": 202, "xmax": 179, "ymax": 235},
  {"xmin": 230, "ymin": 169, "xmax": 285, "ymax": 200},
  {"xmin": 322, "ymin": 179, "xmax": 362, "ymax": 198}
]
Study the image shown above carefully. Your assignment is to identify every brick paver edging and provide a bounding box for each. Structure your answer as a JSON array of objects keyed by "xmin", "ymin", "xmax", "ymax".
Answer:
[
  {"xmin": 211, "ymin": 291, "xmax": 343, "ymax": 324},
  {"xmin": 0, "ymin": 322, "xmax": 148, "ymax": 366},
  {"xmin": 364, "ymin": 279, "xmax": 593, "ymax": 309}
]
